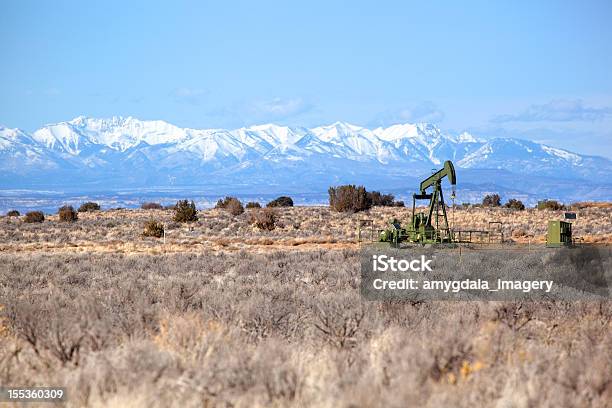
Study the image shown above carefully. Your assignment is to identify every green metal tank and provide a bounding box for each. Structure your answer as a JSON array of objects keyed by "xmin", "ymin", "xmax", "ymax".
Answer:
[{"xmin": 546, "ymin": 220, "xmax": 572, "ymax": 247}]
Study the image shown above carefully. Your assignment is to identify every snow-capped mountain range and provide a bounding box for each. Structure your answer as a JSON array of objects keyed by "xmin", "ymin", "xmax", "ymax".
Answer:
[{"xmin": 1, "ymin": 116, "xmax": 610, "ymax": 203}]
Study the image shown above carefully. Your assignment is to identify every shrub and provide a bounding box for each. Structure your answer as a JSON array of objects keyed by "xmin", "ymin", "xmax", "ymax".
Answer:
[
  {"xmin": 367, "ymin": 191, "xmax": 395, "ymax": 207},
  {"xmin": 142, "ymin": 220, "xmax": 164, "ymax": 238},
  {"xmin": 246, "ymin": 201, "xmax": 261, "ymax": 209},
  {"xmin": 227, "ymin": 199, "xmax": 244, "ymax": 216},
  {"xmin": 569, "ymin": 201, "xmax": 612, "ymax": 210},
  {"xmin": 266, "ymin": 196, "xmax": 294, "ymax": 207},
  {"xmin": 141, "ymin": 202, "xmax": 163, "ymax": 210},
  {"xmin": 365, "ymin": 191, "xmax": 405, "ymax": 207},
  {"xmin": 6, "ymin": 210, "xmax": 20, "ymax": 217},
  {"xmin": 173, "ymin": 200, "xmax": 198, "ymax": 223},
  {"xmin": 24, "ymin": 211, "xmax": 44, "ymax": 223},
  {"xmin": 77, "ymin": 202, "xmax": 100, "ymax": 212},
  {"xmin": 215, "ymin": 196, "xmax": 236, "ymax": 209},
  {"xmin": 482, "ymin": 194, "xmax": 501, "ymax": 207},
  {"xmin": 58, "ymin": 205, "xmax": 78, "ymax": 222},
  {"xmin": 537, "ymin": 200, "xmax": 564, "ymax": 210},
  {"xmin": 505, "ymin": 199, "xmax": 525, "ymax": 210},
  {"xmin": 216, "ymin": 196, "xmax": 244, "ymax": 216},
  {"xmin": 328, "ymin": 185, "xmax": 371, "ymax": 213},
  {"xmin": 250, "ymin": 208, "xmax": 277, "ymax": 230}
]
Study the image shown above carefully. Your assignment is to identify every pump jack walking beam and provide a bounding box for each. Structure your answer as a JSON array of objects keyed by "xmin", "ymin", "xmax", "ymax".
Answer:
[
  {"xmin": 420, "ymin": 160, "xmax": 456, "ymax": 194},
  {"xmin": 418, "ymin": 160, "xmax": 456, "ymax": 230}
]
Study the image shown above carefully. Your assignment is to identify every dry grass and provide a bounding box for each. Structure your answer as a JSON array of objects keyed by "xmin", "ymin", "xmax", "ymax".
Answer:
[
  {"xmin": 0, "ymin": 205, "xmax": 610, "ymax": 406},
  {"xmin": 0, "ymin": 205, "xmax": 610, "ymax": 254},
  {"xmin": 0, "ymin": 251, "xmax": 610, "ymax": 407},
  {"xmin": 570, "ymin": 201, "xmax": 612, "ymax": 209}
]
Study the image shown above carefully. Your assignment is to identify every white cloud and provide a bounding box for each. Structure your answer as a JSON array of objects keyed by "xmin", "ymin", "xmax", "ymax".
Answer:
[
  {"xmin": 370, "ymin": 101, "xmax": 445, "ymax": 127},
  {"xmin": 492, "ymin": 99, "xmax": 612, "ymax": 123},
  {"xmin": 171, "ymin": 87, "xmax": 208, "ymax": 105},
  {"xmin": 248, "ymin": 97, "xmax": 313, "ymax": 120}
]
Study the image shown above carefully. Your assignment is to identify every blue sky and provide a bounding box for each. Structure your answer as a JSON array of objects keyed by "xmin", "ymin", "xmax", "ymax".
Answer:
[{"xmin": 1, "ymin": 0, "xmax": 611, "ymax": 157}]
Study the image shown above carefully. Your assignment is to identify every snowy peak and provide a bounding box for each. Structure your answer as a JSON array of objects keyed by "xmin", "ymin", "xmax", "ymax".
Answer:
[
  {"xmin": 21, "ymin": 116, "xmax": 480, "ymax": 164},
  {"xmin": 374, "ymin": 123, "xmax": 419, "ymax": 141},
  {"xmin": 233, "ymin": 124, "xmax": 307, "ymax": 152},
  {"xmin": 2, "ymin": 116, "xmax": 610, "ymax": 190},
  {"xmin": 0, "ymin": 126, "xmax": 60, "ymax": 170},
  {"xmin": 0, "ymin": 126, "xmax": 30, "ymax": 143},
  {"xmin": 457, "ymin": 132, "xmax": 481, "ymax": 143},
  {"xmin": 32, "ymin": 124, "xmax": 84, "ymax": 154},
  {"xmin": 309, "ymin": 122, "xmax": 381, "ymax": 158},
  {"xmin": 32, "ymin": 116, "xmax": 189, "ymax": 154},
  {"xmin": 541, "ymin": 145, "xmax": 582, "ymax": 164},
  {"xmin": 0, "ymin": 127, "xmax": 29, "ymax": 151},
  {"xmin": 456, "ymin": 137, "xmax": 592, "ymax": 177}
]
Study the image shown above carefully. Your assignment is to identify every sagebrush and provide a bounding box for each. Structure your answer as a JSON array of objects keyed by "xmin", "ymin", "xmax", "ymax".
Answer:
[
  {"xmin": 0, "ymin": 251, "xmax": 609, "ymax": 407},
  {"xmin": 141, "ymin": 202, "xmax": 163, "ymax": 210},
  {"xmin": 538, "ymin": 199, "xmax": 565, "ymax": 210},
  {"xmin": 505, "ymin": 198, "xmax": 525, "ymax": 210},
  {"xmin": 24, "ymin": 210, "xmax": 45, "ymax": 223},
  {"xmin": 249, "ymin": 207, "xmax": 278, "ymax": 230},
  {"xmin": 482, "ymin": 194, "xmax": 501, "ymax": 207},
  {"xmin": 78, "ymin": 202, "xmax": 101, "ymax": 212},
  {"xmin": 173, "ymin": 200, "xmax": 198, "ymax": 222},
  {"xmin": 58, "ymin": 205, "xmax": 78, "ymax": 222},
  {"xmin": 142, "ymin": 220, "xmax": 164, "ymax": 238},
  {"xmin": 328, "ymin": 185, "xmax": 371, "ymax": 212},
  {"xmin": 216, "ymin": 196, "xmax": 244, "ymax": 216},
  {"xmin": 267, "ymin": 196, "xmax": 294, "ymax": 207}
]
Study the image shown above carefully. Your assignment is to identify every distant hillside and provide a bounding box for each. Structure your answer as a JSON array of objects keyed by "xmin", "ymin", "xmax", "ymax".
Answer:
[{"xmin": 1, "ymin": 116, "xmax": 610, "ymax": 203}]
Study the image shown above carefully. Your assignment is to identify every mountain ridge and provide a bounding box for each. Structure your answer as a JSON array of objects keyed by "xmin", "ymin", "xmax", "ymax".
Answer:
[{"xmin": 1, "ymin": 116, "xmax": 610, "ymax": 203}]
